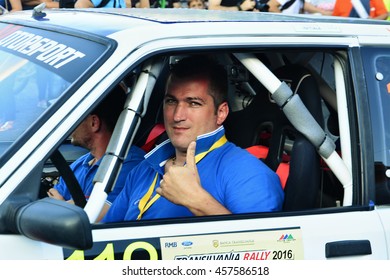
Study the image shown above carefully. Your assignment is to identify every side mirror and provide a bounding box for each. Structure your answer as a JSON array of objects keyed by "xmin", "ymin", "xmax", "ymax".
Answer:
[{"xmin": 14, "ymin": 198, "xmax": 92, "ymax": 250}]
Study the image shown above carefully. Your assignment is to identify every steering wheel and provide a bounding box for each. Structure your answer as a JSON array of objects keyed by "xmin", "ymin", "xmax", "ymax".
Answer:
[{"xmin": 48, "ymin": 149, "xmax": 87, "ymax": 208}]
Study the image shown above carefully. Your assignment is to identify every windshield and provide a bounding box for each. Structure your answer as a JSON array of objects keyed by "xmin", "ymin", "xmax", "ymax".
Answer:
[
  {"xmin": 0, "ymin": 23, "xmax": 113, "ymax": 163},
  {"xmin": 0, "ymin": 51, "xmax": 70, "ymax": 154}
]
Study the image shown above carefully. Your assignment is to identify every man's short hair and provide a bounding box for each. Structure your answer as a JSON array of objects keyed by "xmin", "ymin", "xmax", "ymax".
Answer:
[
  {"xmin": 92, "ymin": 85, "xmax": 126, "ymax": 132},
  {"xmin": 167, "ymin": 55, "xmax": 228, "ymax": 111}
]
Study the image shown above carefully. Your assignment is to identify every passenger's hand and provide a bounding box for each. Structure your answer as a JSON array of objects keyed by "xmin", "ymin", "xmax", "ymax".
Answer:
[
  {"xmin": 47, "ymin": 188, "xmax": 65, "ymax": 200},
  {"xmin": 157, "ymin": 141, "xmax": 202, "ymax": 207}
]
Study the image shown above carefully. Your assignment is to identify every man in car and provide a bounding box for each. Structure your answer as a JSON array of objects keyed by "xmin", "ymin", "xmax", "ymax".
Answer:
[
  {"xmin": 102, "ymin": 55, "xmax": 284, "ymax": 222},
  {"xmin": 48, "ymin": 85, "xmax": 145, "ymax": 221}
]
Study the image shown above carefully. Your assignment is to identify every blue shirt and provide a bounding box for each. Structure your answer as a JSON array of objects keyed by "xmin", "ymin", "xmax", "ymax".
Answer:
[
  {"xmin": 91, "ymin": 0, "xmax": 126, "ymax": 7},
  {"xmin": 103, "ymin": 126, "xmax": 284, "ymax": 222},
  {"xmin": 54, "ymin": 145, "xmax": 145, "ymax": 205}
]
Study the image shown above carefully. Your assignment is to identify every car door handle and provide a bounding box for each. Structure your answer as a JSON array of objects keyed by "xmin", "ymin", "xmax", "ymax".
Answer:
[{"xmin": 325, "ymin": 240, "xmax": 372, "ymax": 258}]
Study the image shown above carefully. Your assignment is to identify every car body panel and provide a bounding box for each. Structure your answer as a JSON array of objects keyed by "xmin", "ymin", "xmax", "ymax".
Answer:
[
  {"xmin": 63, "ymin": 208, "xmax": 386, "ymax": 260},
  {"xmin": 0, "ymin": 235, "xmax": 63, "ymax": 259},
  {"xmin": 0, "ymin": 9, "xmax": 389, "ymax": 260}
]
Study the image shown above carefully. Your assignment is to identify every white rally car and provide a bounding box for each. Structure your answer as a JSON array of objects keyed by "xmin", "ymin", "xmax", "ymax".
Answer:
[{"xmin": 0, "ymin": 7, "xmax": 390, "ymax": 260}]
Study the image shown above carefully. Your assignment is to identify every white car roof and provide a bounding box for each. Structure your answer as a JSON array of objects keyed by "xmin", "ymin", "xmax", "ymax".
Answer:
[{"xmin": 2, "ymin": 8, "xmax": 390, "ymax": 39}]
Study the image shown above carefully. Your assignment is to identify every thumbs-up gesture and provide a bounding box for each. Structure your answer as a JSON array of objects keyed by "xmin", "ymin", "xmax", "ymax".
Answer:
[
  {"xmin": 157, "ymin": 141, "xmax": 201, "ymax": 207},
  {"xmin": 157, "ymin": 141, "xmax": 231, "ymax": 216}
]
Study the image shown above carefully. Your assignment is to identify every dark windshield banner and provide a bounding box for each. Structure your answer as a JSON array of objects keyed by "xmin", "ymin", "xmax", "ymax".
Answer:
[{"xmin": 0, "ymin": 23, "xmax": 109, "ymax": 82}]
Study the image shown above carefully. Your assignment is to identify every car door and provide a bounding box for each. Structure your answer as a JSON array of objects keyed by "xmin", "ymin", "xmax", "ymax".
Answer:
[{"xmin": 64, "ymin": 33, "xmax": 388, "ymax": 260}]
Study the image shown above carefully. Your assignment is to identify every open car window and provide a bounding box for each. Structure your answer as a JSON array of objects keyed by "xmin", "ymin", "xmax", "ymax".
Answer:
[{"xmin": 82, "ymin": 48, "xmax": 351, "ymax": 226}]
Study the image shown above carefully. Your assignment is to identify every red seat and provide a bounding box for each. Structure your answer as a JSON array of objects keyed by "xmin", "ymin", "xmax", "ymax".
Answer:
[
  {"xmin": 246, "ymin": 145, "xmax": 289, "ymax": 189},
  {"xmin": 141, "ymin": 123, "xmax": 166, "ymax": 152}
]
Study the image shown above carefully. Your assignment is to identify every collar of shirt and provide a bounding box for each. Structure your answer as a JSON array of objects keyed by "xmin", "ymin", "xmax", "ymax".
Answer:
[
  {"xmin": 144, "ymin": 126, "xmax": 226, "ymax": 172},
  {"xmin": 81, "ymin": 153, "xmax": 99, "ymax": 167}
]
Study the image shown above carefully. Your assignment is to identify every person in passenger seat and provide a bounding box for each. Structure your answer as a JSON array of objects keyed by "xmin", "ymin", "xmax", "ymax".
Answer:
[
  {"xmin": 102, "ymin": 55, "xmax": 284, "ymax": 222},
  {"xmin": 47, "ymin": 85, "xmax": 145, "ymax": 222}
]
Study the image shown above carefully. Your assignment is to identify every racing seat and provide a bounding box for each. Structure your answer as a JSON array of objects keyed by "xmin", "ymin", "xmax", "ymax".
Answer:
[{"xmin": 225, "ymin": 64, "xmax": 324, "ymax": 211}]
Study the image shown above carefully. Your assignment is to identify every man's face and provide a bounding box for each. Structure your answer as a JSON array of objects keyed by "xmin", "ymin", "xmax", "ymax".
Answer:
[
  {"xmin": 70, "ymin": 115, "xmax": 93, "ymax": 149},
  {"xmin": 163, "ymin": 77, "xmax": 228, "ymax": 153}
]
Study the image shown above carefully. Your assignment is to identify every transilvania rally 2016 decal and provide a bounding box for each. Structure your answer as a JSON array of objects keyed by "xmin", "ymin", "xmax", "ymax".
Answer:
[
  {"xmin": 160, "ymin": 228, "xmax": 303, "ymax": 260},
  {"xmin": 63, "ymin": 227, "xmax": 303, "ymax": 260}
]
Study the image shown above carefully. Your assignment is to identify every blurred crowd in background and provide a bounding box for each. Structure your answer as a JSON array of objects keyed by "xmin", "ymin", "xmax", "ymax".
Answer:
[{"xmin": 1, "ymin": 0, "xmax": 389, "ymax": 21}]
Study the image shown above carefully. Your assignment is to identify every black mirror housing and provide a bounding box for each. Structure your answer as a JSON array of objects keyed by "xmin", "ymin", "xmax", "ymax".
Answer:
[{"xmin": 15, "ymin": 198, "xmax": 92, "ymax": 250}]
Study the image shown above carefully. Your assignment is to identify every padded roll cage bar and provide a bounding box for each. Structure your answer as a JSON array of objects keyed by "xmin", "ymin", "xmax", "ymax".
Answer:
[{"xmin": 234, "ymin": 53, "xmax": 352, "ymax": 207}]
